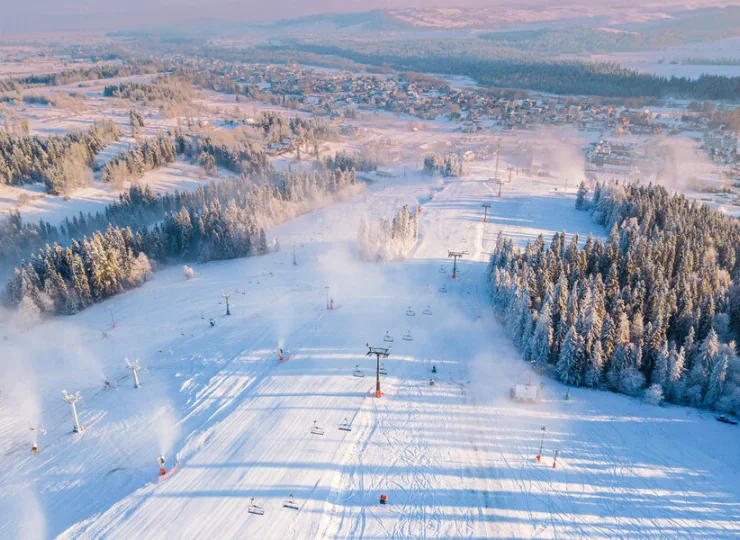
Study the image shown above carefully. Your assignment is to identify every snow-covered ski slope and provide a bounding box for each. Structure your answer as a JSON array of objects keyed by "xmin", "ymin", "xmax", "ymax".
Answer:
[{"xmin": 1, "ymin": 167, "xmax": 739, "ymax": 539}]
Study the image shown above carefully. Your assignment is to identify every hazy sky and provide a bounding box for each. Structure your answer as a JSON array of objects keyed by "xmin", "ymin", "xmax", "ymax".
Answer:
[
  {"xmin": 6, "ymin": 0, "xmax": 412, "ymax": 33},
  {"xmin": 0, "ymin": 1, "xmax": 724, "ymax": 35}
]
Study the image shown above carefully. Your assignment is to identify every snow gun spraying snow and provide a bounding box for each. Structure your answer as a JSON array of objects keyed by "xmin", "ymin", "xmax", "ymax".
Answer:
[{"xmin": 158, "ymin": 455, "xmax": 167, "ymax": 476}]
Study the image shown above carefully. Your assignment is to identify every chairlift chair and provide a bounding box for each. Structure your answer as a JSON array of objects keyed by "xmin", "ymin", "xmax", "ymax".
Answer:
[
  {"xmin": 310, "ymin": 421, "xmax": 325, "ymax": 436},
  {"xmin": 423, "ymin": 305, "xmax": 432, "ymax": 315},
  {"xmin": 353, "ymin": 364, "xmax": 365, "ymax": 377},
  {"xmin": 439, "ymin": 265, "xmax": 446, "ymax": 273},
  {"xmin": 283, "ymin": 494, "xmax": 300, "ymax": 510},
  {"xmin": 339, "ymin": 418, "xmax": 352, "ymax": 432},
  {"xmin": 406, "ymin": 306, "xmax": 416, "ymax": 316},
  {"xmin": 403, "ymin": 330, "xmax": 413, "ymax": 342},
  {"xmin": 248, "ymin": 498, "xmax": 265, "ymax": 516},
  {"xmin": 379, "ymin": 362, "xmax": 388, "ymax": 375},
  {"xmin": 384, "ymin": 331, "xmax": 394, "ymax": 343},
  {"xmin": 439, "ymin": 284, "xmax": 447, "ymax": 293}
]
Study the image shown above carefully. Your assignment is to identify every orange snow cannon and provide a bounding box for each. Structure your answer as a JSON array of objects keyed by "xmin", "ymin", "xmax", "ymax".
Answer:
[
  {"xmin": 379, "ymin": 494, "xmax": 388, "ymax": 505},
  {"xmin": 279, "ymin": 348, "xmax": 284, "ymax": 361}
]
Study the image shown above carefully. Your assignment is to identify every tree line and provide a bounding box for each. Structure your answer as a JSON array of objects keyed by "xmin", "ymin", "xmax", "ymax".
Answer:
[
  {"xmin": 357, "ymin": 204, "xmax": 418, "ymax": 261},
  {"xmin": 0, "ymin": 119, "xmax": 120, "ymax": 192},
  {"xmin": 287, "ymin": 39, "xmax": 740, "ymax": 100},
  {"xmin": 0, "ymin": 62, "xmax": 163, "ymax": 94},
  {"xmin": 5, "ymin": 165, "xmax": 359, "ymax": 317},
  {"xmin": 489, "ymin": 181, "xmax": 740, "ymax": 413},
  {"xmin": 103, "ymin": 80, "xmax": 192, "ymax": 104}
]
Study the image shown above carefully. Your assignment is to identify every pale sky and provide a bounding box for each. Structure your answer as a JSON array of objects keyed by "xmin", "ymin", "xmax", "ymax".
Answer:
[{"xmin": 0, "ymin": 1, "xmax": 723, "ymax": 35}]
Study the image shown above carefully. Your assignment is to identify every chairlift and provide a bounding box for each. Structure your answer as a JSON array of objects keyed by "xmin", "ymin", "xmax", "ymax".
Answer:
[
  {"xmin": 248, "ymin": 498, "xmax": 265, "ymax": 516},
  {"xmin": 429, "ymin": 378, "xmax": 435, "ymax": 386},
  {"xmin": 310, "ymin": 421, "xmax": 325, "ymax": 436},
  {"xmin": 403, "ymin": 330, "xmax": 413, "ymax": 342},
  {"xmin": 424, "ymin": 285, "xmax": 432, "ymax": 294},
  {"xmin": 379, "ymin": 362, "xmax": 388, "ymax": 375},
  {"xmin": 439, "ymin": 284, "xmax": 447, "ymax": 293},
  {"xmin": 353, "ymin": 365, "xmax": 365, "ymax": 377},
  {"xmin": 339, "ymin": 417, "xmax": 352, "ymax": 432},
  {"xmin": 439, "ymin": 265, "xmax": 446, "ymax": 273},
  {"xmin": 384, "ymin": 331, "xmax": 394, "ymax": 343},
  {"xmin": 432, "ymin": 365, "xmax": 437, "ymax": 374},
  {"xmin": 423, "ymin": 305, "xmax": 432, "ymax": 315},
  {"xmin": 406, "ymin": 306, "xmax": 416, "ymax": 316},
  {"xmin": 283, "ymin": 494, "xmax": 300, "ymax": 510}
]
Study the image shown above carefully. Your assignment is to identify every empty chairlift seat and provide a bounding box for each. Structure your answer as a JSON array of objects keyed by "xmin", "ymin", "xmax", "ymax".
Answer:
[
  {"xmin": 310, "ymin": 421, "xmax": 325, "ymax": 436},
  {"xmin": 248, "ymin": 498, "xmax": 265, "ymax": 516}
]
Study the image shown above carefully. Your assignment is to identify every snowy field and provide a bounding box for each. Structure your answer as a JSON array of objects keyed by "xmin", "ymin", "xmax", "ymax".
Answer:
[
  {"xmin": 1, "ymin": 158, "xmax": 739, "ymax": 539},
  {"xmin": 590, "ymin": 38, "xmax": 740, "ymax": 79}
]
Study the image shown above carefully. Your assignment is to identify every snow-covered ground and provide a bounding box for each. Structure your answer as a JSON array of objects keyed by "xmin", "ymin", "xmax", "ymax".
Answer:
[
  {"xmin": 0, "ymin": 159, "xmax": 230, "ymax": 227},
  {"xmin": 1, "ymin": 159, "xmax": 738, "ymax": 539},
  {"xmin": 590, "ymin": 38, "xmax": 740, "ymax": 80}
]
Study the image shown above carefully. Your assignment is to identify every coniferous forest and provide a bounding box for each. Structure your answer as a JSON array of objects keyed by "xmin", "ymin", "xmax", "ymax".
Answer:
[
  {"xmin": 4, "ymin": 164, "xmax": 359, "ymax": 318},
  {"xmin": 489, "ymin": 182, "xmax": 740, "ymax": 413}
]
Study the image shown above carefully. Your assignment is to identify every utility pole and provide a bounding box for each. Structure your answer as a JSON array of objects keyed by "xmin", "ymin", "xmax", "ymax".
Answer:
[
  {"xmin": 536, "ymin": 426, "xmax": 546, "ymax": 463},
  {"xmin": 62, "ymin": 390, "xmax": 84, "ymax": 433},
  {"xmin": 448, "ymin": 251, "xmax": 464, "ymax": 279},
  {"xmin": 125, "ymin": 357, "xmax": 141, "ymax": 388},
  {"xmin": 108, "ymin": 305, "xmax": 116, "ymax": 329},
  {"xmin": 481, "ymin": 202, "xmax": 491, "ymax": 223},
  {"xmin": 222, "ymin": 291, "xmax": 231, "ymax": 316},
  {"xmin": 366, "ymin": 344, "xmax": 390, "ymax": 398}
]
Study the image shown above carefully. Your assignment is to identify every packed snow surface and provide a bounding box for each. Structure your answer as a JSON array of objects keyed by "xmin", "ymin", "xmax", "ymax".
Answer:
[{"xmin": 1, "ymin": 165, "xmax": 739, "ymax": 539}]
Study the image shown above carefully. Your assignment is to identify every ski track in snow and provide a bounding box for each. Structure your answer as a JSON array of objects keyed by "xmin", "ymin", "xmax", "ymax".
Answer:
[{"xmin": 1, "ymin": 166, "xmax": 739, "ymax": 539}]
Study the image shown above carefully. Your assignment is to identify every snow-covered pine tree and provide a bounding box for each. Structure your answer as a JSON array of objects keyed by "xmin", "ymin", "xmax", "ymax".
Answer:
[{"xmin": 557, "ymin": 325, "xmax": 583, "ymax": 387}]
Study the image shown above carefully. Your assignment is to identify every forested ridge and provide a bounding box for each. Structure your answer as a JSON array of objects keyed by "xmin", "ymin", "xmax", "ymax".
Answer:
[{"xmin": 489, "ymin": 181, "xmax": 740, "ymax": 413}]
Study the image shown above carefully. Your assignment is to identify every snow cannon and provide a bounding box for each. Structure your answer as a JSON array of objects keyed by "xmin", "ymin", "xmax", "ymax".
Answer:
[
  {"xmin": 279, "ymin": 348, "xmax": 284, "ymax": 361},
  {"xmin": 379, "ymin": 494, "xmax": 388, "ymax": 505},
  {"xmin": 429, "ymin": 378, "xmax": 435, "ymax": 386},
  {"xmin": 158, "ymin": 455, "xmax": 167, "ymax": 476},
  {"xmin": 31, "ymin": 444, "xmax": 38, "ymax": 453}
]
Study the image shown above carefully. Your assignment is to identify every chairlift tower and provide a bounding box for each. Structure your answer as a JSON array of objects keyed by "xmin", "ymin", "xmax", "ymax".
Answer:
[
  {"xmin": 366, "ymin": 344, "xmax": 390, "ymax": 398},
  {"xmin": 448, "ymin": 250, "xmax": 464, "ymax": 279},
  {"xmin": 481, "ymin": 203, "xmax": 491, "ymax": 223},
  {"xmin": 125, "ymin": 357, "xmax": 141, "ymax": 388},
  {"xmin": 221, "ymin": 291, "xmax": 231, "ymax": 316},
  {"xmin": 62, "ymin": 390, "xmax": 84, "ymax": 433}
]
